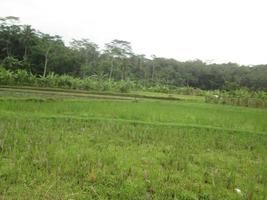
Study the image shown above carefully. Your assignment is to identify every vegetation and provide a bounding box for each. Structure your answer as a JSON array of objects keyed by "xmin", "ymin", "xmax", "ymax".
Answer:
[
  {"xmin": 0, "ymin": 67, "xmax": 139, "ymax": 93},
  {"xmin": 1, "ymin": 16, "xmax": 267, "ymax": 91},
  {"xmin": 1, "ymin": 67, "xmax": 267, "ymax": 108},
  {"xmin": 205, "ymin": 89, "xmax": 267, "ymax": 108},
  {"xmin": 0, "ymin": 92, "xmax": 266, "ymax": 199},
  {"xmin": 0, "ymin": 15, "xmax": 267, "ymax": 200}
]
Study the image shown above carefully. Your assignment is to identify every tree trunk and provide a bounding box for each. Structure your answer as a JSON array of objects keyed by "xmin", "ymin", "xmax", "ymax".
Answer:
[
  {"xmin": 121, "ymin": 58, "xmax": 127, "ymax": 80},
  {"xmin": 23, "ymin": 46, "xmax": 28, "ymax": 61},
  {"xmin": 6, "ymin": 41, "xmax": 11, "ymax": 57},
  {"xmin": 43, "ymin": 49, "xmax": 50, "ymax": 77},
  {"xmin": 109, "ymin": 57, "xmax": 114, "ymax": 81},
  {"xmin": 152, "ymin": 60, "xmax": 155, "ymax": 81},
  {"xmin": 121, "ymin": 65, "xmax": 124, "ymax": 80}
]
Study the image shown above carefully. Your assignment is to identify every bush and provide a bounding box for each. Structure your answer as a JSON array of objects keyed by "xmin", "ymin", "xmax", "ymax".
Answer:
[
  {"xmin": 147, "ymin": 84, "xmax": 170, "ymax": 93},
  {"xmin": 57, "ymin": 75, "xmax": 77, "ymax": 89},
  {"xmin": 117, "ymin": 80, "xmax": 135, "ymax": 93},
  {"xmin": 0, "ymin": 67, "xmax": 14, "ymax": 85},
  {"xmin": 82, "ymin": 77, "xmax": 100, "ymax": 90},
  {"xmin": 14, "ymin": 69, "xmax": 35, "ymax": 85},
  {"xmin": 2, "ymin": 56, "xmax": 23, "ymax": 70},
  {"xmin": 205, "ymin": 89, "xmax": 267, "ymax": 108}
]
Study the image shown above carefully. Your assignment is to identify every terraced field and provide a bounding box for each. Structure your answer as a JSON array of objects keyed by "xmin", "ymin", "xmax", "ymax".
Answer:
[{"xmin": 0, "ymin": 87, "xmax": 266, "ymax": 199}]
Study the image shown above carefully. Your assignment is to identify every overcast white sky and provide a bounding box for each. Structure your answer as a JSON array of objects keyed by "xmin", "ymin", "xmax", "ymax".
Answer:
[{"xmin": 1, "ymin": 0, "xmax": 267, "ymax": 65}]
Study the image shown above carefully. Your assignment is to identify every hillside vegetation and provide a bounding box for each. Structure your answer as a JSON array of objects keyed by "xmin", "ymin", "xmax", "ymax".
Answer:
[{"xmin": 1, "ymin": 16, "xmax": 267, "ymax": 92}]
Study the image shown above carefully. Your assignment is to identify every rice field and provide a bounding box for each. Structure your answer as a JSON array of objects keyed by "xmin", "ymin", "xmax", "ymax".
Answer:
[{"xmin": 0, "ymin": 88, "xmax": 266, "ymax": 199}]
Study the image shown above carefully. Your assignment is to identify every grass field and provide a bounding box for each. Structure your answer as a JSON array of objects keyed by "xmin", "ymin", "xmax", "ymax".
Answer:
[{"xmin": 0, "ymin": 88, "xmax": 266, "ymax": 199}]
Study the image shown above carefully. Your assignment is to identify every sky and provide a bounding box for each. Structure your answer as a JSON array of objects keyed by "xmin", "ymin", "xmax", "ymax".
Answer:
[{"xmin": 1, "ymin": 0, "xmax": 267, "ymax": 65}]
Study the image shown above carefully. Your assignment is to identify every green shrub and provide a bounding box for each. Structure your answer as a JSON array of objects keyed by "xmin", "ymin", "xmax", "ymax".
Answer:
[
  {"xmin": 14, "ymin": 69, "xmax": 35, "ymax": 85},
  {"xmin": 0, "ymin": 67, "xmax": 14, "ymax": 85},
  {"xmin": 2, "ymin": 56, "xmax": 23, "ymax": 70},
  {"xmin": 117, "ymin": 80, "xmax": 135, "ymax": 93}
]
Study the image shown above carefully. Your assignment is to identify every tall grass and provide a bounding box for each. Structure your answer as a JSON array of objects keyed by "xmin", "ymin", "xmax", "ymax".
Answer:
[
  {"xmin": 0, "ymin": 117, "xmax": 266, "ymax": 199},
  {"xmin": 1, "ymin": 99, "xmax": 266, "ymax": 133},
  {"xmin": 1, "ymin": 95, "xmax": 267, "ymax": 199}
]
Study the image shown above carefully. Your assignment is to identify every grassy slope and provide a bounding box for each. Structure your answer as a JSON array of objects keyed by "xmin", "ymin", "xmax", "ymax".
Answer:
[{"xmin": 0, "ymin": 89, "xmax": 267, "ymax": 199}]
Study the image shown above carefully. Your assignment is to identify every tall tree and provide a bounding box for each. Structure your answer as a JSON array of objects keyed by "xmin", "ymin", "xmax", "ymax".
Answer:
[
  {"xmin": 70, "ymin": 39, "xmax": 99, "ymax": 77},
  {"xmin": 0, "ymin": 16, "xmax": 21, "ymax": 58},
  {"xmin": 104, "ymin": 39, "xmax": 133, "ymax": 80},
  {"xmin": 151, "ymin": 54, "xmax": 156, "ymax": 82},
  {"xmin": 20, "ymin": 25, "xmax": 36, "ymax": 63},
  {"xmin": 35, "ymin": 33, "xmax": 63, "ymax": 77}
]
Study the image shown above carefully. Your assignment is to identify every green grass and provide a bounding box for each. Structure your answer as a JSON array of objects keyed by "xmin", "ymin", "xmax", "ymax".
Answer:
[
  {"xmin": 0, "ymin": 89, "xmax": 267, "ymax": 199},
  {"xmin": 1, "ymin": 98, "xmax": 266, "ymax": 133}
]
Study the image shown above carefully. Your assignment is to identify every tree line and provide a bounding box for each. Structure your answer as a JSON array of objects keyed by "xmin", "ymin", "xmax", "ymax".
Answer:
[{"xmin": 0, "ymin": 16, "xmax": 267, "ymax": 91}]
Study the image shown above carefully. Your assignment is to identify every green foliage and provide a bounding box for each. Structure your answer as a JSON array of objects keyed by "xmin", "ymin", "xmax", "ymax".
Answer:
[
  {"xmin": 2, "ymin": 56, "xmax": 23, "ymax": 70},
  {"xmin": 1, "ymin": 17, "xmax": 267, "ymax": 91},
  {"xmin": 117, "ymin": 80, "xmax": 136, "ymax": 93},
  {"xmin": 13, "ymin": 69, "xmax": 35, "ymax": 85},
  {"xmin": 0, "ymin": 68, "xmax": 141, "ymax": 93},
  {"xmin": 1, "ymin": 68, "xmax": 267, "ymax": 103},
  {"xmin": 147, "ymin": 84, "xmax": 170, "ymax": 93},
  {"xmin": 0, "ymin": 66, "xmax": 14, "ymax": 84},
  {"xmin": 205, "ymin": 89, "xmax": 267, "ymax": 108}
]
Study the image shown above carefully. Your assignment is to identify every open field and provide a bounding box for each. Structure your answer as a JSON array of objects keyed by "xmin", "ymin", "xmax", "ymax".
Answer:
[{"xmin": 0, "ymin": 88, "xmax": 267, "ymax": 199}]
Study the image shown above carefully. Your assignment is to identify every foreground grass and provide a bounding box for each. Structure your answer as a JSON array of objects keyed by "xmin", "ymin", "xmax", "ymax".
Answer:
[{"xmin": 0, "ymin": 96, "xmax": 267, "ymax": 199}]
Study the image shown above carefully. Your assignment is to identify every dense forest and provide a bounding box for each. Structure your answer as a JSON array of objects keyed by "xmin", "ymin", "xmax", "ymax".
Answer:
[{"xmin": 0, "ymin": 16, "xmax": 267, "ymax": 91}]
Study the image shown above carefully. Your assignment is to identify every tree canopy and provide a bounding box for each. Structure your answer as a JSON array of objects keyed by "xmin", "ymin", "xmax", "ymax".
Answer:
[{"xmin": 0, "ymin": 16, "xmax": 267, "ymax": 91}]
